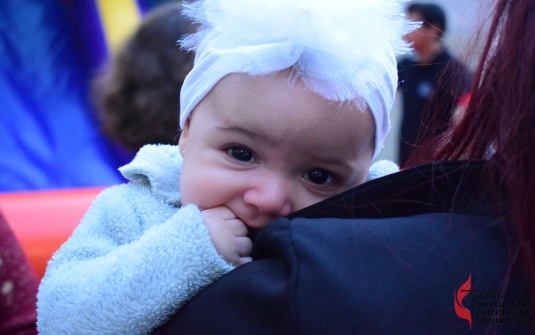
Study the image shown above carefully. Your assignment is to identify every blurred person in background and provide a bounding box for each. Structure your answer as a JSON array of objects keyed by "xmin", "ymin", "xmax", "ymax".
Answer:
[
  {"xmin": 0, "ymin": 0, "xmax": 178, "ymax": 192},
  {"xmin": 93, "ymin": 2, "xmax": 195, "ymax": 153},
  {"xmin": 397, "ymin": 2, "xmax": 472, "ymax": 167}
]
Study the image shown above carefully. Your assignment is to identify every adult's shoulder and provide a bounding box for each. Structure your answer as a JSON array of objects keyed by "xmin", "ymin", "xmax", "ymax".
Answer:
[
  {"xmin": 439, "ymin": 49, "xmax": 471, "ymax": 73},
  {"xmin": 155, "ymin": 161, "xmax": 527, "ymax": 335},
  {"xmin": 291, "ymin": 160, "xmax": 494, "ymax": 219}
]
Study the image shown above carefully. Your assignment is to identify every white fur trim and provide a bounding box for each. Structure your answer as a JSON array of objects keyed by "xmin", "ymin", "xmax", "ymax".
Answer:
[{"xmin": 366, "ymin": 160, "xmax": 399, "ymax": 181}]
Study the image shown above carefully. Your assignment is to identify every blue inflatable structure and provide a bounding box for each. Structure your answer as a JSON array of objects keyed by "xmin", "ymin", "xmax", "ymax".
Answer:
[{"xmin": 0, "ymin": 0, "xmax": 171, "ymax": 191}]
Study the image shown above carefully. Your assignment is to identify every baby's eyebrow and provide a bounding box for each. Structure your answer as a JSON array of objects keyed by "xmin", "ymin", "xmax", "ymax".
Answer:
[
  {"xmin": 214, "ymin": 126, "xmax": 276, "ymax": 146},
  {"xmin": 312, "ymin": 156, "xmax": 350, "ymax": 167}
]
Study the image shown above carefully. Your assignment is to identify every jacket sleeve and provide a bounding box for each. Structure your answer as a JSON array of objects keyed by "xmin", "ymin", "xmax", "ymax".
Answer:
[{"xmin": 36, "ymin": 184, "xmax": 233, "ymax": 335}]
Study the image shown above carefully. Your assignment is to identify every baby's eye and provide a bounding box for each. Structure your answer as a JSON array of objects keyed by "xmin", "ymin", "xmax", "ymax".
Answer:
[
  {"xmin": 305, "ymin": 169, "xmax": 334, "ymax": 185},
  {"xmin": 228, "ymin": 146, "xmax": 255, "ymax": 162}
]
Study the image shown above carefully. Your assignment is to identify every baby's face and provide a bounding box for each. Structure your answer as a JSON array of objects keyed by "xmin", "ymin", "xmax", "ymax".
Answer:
[{"xmin": 179, "ymin": 70, "xmax": 374, "ymax": 230}]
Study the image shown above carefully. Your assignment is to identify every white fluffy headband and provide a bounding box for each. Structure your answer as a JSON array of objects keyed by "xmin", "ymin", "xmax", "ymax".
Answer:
[{"xmin": 179, "ymin": 0, "xmax": 417, "ymax": 158}]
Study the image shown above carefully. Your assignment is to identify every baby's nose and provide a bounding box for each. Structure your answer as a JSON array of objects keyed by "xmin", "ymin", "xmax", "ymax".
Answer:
[{"xmin": 243, "ymin": 176, "xmax": 292, "ymax": 223}]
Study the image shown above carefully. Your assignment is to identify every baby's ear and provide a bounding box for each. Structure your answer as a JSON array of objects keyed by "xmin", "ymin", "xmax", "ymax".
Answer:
[{"xmin": 178, "ymin": 117, "xmax": 191, "ymax": 155}]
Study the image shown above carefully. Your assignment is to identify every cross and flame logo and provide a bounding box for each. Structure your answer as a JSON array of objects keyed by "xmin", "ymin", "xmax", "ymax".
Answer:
[{"xmin": 454, "ymin": 273, "xmax": 472, "ymax": 329}]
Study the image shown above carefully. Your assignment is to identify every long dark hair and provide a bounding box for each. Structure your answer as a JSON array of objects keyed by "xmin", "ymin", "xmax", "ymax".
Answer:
[{"xmin": 408, "ymin": 0, "xmax": 535, "ymax": 313}]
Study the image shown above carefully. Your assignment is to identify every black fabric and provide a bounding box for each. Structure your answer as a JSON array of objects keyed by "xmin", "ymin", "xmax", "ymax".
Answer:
[
  {"xmin": 154, "ymin": 161, "xmax": 528, "ymax": 335},
  {"xmin": 397, "ymin": 50, "xmax": 472, "ymax": 166},
  {"xmin": 288, "ymin": 160, "xmax": 498, "ymax": 220}
]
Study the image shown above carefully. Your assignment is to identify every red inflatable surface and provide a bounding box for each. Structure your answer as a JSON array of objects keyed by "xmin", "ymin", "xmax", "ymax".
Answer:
[{"xmin": 0, "ymin": 187, "xmax": 104, "ymax": 279}]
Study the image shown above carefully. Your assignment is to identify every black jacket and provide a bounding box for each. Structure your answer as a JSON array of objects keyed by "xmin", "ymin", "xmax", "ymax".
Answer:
[
  {"xmin": 397, "ymin": 51, "xmax": 472, "ymax": 166},
  {"xmin": 154, "ymin": 161, "xmax": 529, "ymax": 335}
]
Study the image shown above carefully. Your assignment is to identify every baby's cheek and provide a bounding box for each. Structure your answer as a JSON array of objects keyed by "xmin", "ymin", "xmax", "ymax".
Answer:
[
  {"xmin": 180, "ymin": 176, "xmax": 201, "ymax": 206},
  {"xmin": 180, "ymin": 173, "xmax": 221, "ymax": 208},
  {"xmin": 283, "ymin": 184, "xmax": 323, "ymax": 213}
]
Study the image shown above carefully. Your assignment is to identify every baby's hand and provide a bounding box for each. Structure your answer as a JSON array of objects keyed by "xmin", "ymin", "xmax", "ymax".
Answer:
[{"xmin": 201, "ymin": 206, "xmax": 253, "ymax": 266}]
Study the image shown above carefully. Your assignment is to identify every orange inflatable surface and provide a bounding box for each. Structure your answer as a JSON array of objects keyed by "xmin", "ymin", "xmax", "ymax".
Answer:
[{"xmin": 0, "ymin": 187, "xmax": 104, "ymax": 279}]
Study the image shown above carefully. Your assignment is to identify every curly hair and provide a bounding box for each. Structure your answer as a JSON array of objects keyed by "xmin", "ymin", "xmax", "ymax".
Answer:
[{"xmin": 94, "ymin": 2, "xmax": 195, "ymax": 152}]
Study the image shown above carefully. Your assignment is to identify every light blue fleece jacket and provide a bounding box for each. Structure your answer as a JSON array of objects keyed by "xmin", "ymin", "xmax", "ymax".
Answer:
[
  {"xmin": 36, "ymin": 144, "xmax": 398, "ymax": 335},
  {"xmin": 36, "ymin": 145, "xmax": 233, "ymax": 335}
]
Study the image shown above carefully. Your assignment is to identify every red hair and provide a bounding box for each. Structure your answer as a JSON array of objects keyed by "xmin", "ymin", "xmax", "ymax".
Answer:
[{"xmin": 408, "ymin": 0, "xmax": 535, "ymax": 314}]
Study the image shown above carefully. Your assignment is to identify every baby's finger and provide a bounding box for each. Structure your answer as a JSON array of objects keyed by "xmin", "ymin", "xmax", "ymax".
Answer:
[
  {"xmin": 201, "ymin": 206, "xmax": 237, "ymax": 221},
  {"xmin": 235, "ymin": 236, "xmax": 253, "ymax": 257},
  {"xmin": 236, "ymin": 256, "xmax": 253, "ymax": 266},
  {"xmin": 227, "ymin": 219, "xmax": 249, "ymax": 236}
]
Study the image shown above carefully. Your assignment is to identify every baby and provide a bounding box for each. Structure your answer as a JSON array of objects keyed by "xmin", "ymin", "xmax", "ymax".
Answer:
[
  {"xmin": 179, "ymin": 69, "xmax": 377, "ymax": 266},
  {"xmin": 37, "ymin": 0, "xmax": 415, "ymax": 334}
]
